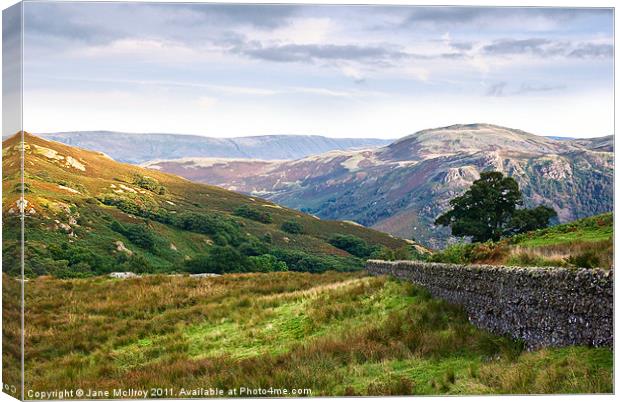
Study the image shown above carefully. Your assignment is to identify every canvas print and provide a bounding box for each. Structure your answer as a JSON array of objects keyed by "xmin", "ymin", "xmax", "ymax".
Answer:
[{"xmin": 1, "ymin": 2, "xmax": 614, "ymax": 399}]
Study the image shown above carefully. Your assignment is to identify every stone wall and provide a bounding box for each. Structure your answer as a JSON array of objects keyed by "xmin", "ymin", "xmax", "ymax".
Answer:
[{"xmin": 366, "ymin": 260, "xmax": 613, "ymax": 348}]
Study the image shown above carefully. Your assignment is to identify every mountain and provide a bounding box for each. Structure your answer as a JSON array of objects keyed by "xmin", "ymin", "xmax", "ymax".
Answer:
[
  {"xmin": 2, "ymin": 133, "xmax": 412, "ymax": 278},
  {"xmin": 38, "ymin": 131, "xmax": 392, "ymax": 163},
  {"xmin": 568, "ymin": 135, "xmax": 614, "ymax": 152},
  {"xmin": 145, "ymin": 124, "xmax": 614, "ymax": 248}
]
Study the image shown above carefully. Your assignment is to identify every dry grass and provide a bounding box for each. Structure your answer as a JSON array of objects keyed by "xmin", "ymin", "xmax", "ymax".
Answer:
[{"xmin": 6, "ymin": 272, "xmax": 611, "ymax": 397}]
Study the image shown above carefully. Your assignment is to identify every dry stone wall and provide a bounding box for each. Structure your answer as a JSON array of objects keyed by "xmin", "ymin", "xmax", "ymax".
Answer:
[{"xmin": 366, "ymin": 260, "xmax": 613, "ymax": 348}]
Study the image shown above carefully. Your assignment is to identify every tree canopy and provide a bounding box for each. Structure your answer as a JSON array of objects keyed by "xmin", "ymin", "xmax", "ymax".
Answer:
[{"xmin": 435, "ymin": 171, "xmax": 557, "ymax": 242}]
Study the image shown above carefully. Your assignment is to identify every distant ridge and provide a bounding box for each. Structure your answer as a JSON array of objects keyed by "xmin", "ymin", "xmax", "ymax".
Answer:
[
  {"xmin": 145, "ymin": 123, "xmax": 613, "ymax": 247},
  {"xmin": 39, "ymin": 131, "xmax": 392, "ymax": 164}
]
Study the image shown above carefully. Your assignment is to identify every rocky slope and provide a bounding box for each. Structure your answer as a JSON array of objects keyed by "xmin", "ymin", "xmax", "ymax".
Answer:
[
  {"xmin": 145, "ymin": 124, "xmax": 614, "ymax": 247},
  {"xmin": 38, "ymin": 131, "xmax": 392, "ymax": 163},
  {"xmin": 2, "ymin": 133, "xmax": 410, "ymax": 277}
]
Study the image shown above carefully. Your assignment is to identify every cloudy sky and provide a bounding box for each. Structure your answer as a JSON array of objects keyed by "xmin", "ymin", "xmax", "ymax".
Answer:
[{"xmin": 9, "ymin": 3, "xmax": 616, "ymax": 138}]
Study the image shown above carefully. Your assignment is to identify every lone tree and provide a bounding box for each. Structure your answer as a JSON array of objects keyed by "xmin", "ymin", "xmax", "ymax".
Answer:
[{"xmin": 435, "ymin": 171, "xmax": 557, "ymax": 242}]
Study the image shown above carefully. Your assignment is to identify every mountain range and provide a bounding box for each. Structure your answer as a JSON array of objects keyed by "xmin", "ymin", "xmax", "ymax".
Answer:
[
  {"xmin": 39, "ymin": 131, "xmax": 392, "ymax": 163},
  {"xmin": 143, "ymin": 124, "xmax": 614, "ymax": 247}
]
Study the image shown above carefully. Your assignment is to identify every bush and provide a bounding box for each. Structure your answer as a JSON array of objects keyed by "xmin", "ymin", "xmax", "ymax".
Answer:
[
  {"xmin": 133, "ymin": 174, "xmax": 166, "ymax": 194},
  {"xmin": 234, "ymin": 205, "xmax": 272, "ymax": 224},
  {"xmin": 370, "ymin": 246, "xmax": 395, "ymax": 261},
  {"xmin": 271, "ymin": 248, "xmax": 362, "ymax": 273},
  {"xmin": 281, "ymin": 220, "xmax": 304, "ymax": 234},
  {"xmin": 111, "ymin": 221, "xmax": 157, "ymax": 251},
  {"xmin": 238, "ymin": 238, "xmax": 269, "ymax": 256},
  {"xmin": 248, "ymin": 254, "xmax": 288, "ymax": 272},
  {"xmin": 429, "ymin": 243, "xmax": 475, "ymax": 264},
  {"xmin": 567, "ymin": 250, "xmax": 601, "ymax": 269},
  {"xmin": 184, "ymin": 246, "xmax": 249, "ymax": 274},
  {"xmin": 328, "ymin": 234, "xmax": 377, "ymax": 258},
  {"xmin": 174, "ymin": 212, "xmax": 243, "ymax": 246},
  {"xmin": 48, "ymin": 242, "xmax": 111, "ymax": 275}
]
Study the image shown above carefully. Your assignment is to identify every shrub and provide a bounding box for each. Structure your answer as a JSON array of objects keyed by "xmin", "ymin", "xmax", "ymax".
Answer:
[
  {"xmin": 567, "ymin": 250, "xmax": 601, "ymax": 269},
  {"xmin": 370, "ymin": 246, "xmax": 395, "ymax": 261},
  {"xmin": 174, "ymin": 212, "xmax": 243, "ymax": 246},
  {"xmin": 111, "ymin": 221, "xmax": 157, "ymax": 251},
  {"xmin": 234, "ymin": 205, "xmax": 272, "ymax": 224},
  {"xmin": 281, "ymin": 220, "xmax": 304, "ymax": 234},
  {"xmin": 183, "ymin": 246, "xmax": 249, "ymax": 274},
  {"xmin": 328, "ymin": 234, "xmax": 377, "ymax": 258},
  {"xmin": 429, "ymin": 243, "xmax": 475, "ymax": 264},
  {"xmin": 133, "ymin": 174, "xmax": 166, "ymax": 194},
  {"xmin": 238, "ymin": 238, "xmax": 269, "ymax": 256},
  {"xmin": 271, "ymin": 248, "xmax": 362, "ymax": 273},
  {"xmin": 248, "ymin": 254, "xmax": 288, "ymax": 272}
]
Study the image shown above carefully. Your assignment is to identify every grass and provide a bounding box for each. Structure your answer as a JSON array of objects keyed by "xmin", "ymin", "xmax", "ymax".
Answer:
[
  {"xmin": 3, "ymin": 133, "xmax": 411, "ymax": 278},
  {"xmin": 511, "ymin": 213, "xmax": 612, "ymax": 248},
  {"xmin": 431, "ymin": 213, "xmax": 613, "ymax": 269},
  {"xmin": 14, "ymin": 271, "xmax": 612, "ymax": 397}
]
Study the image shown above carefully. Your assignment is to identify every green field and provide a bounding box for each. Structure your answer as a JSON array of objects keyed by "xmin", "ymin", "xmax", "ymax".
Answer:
[
  {"xmin": 511, "ymin": 213, "xmax": 613, "ymax": 247},
  {"xmin": 12, "ymin": 271, "xmax": 612, "ymax": 397},
  {"xmin": 431, "ymin": 213, "xmax": 613, "ymax": 269}
]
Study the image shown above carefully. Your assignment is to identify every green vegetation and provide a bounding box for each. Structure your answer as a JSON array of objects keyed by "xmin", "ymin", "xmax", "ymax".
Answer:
[
  {"xmin": 133, "ymin": 174, "xmax": 166, "ymax": 194},
  {"xmin": 111, "ymin": 220, "xmax": 158, "ymax": 251},
  {"xmin": 234, "ymin": 205, "xmax": 273, "ymax": 224},
  {"xmin": 431, "ymin": 213, "xmax": 613, "ymax": 269},
  {"xmin": 281, "ymin": 219, "xmax": 304, "ymax": 234},
  {"xmin": 17, "ymin": 272, "xmax": 612, "ymax": 395},
  {"xmin": 436, "ymin": 172, "xmax": 556, "ymax": 242},
  {"xmin": 3, "ymin": 134, "xmax": 409, "ymax": 278},
  {"xmin": 329, "ymin": 234, "xmax": 378, "ymax": 258},
  {"xmin": 509, "ymin": 212, "xmax": 612, "ymax": 247}
]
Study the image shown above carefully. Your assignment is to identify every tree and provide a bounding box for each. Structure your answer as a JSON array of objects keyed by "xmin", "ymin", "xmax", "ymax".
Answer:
[
  {"xmin": 435, "ymin": 171, "xmax": 555, "ymax": 242},
  {"xmin": 505, "ymin": 205, "xmax": 558, "ymax": 235}
]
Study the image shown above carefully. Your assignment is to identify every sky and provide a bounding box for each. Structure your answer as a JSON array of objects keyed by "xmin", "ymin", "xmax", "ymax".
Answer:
[{"xmin": 4, "ymin": 2, "xmax": 615, "ymax": 138}]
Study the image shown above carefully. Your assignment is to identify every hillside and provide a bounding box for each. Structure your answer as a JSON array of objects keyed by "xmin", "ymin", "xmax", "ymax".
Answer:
[
  {"xmin": 2, "ymin": 133, "xmax": 411, "ymax": 278},
  {"xmin": 10, "ymin": 271, "xmax": 612, "ymax": 395},
  {"xmin": 145, "ymin": 124, "xmax": 614, "ymax": 247},
  {"xmin": 38, "ymin": 131, "xmax": 392, "ymax": 163},
  {"xmin": 430, "ymin": 213, "xmax": 613, "ymax": 269}
]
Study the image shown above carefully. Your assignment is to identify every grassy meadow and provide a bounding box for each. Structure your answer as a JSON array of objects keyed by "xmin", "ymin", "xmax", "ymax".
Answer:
[
  {"xmin": 13, "ymin": 271, "xmax": 612, "ymax": 397},
  {"xmin": 431, "ymin": 213, "xmax": 613, "ymax": 269}
]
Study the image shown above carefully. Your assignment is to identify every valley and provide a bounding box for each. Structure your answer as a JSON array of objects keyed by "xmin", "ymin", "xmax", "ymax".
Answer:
[
  {"xmin": 2, "ymin": 128, "xmax": 613, "ymax": 397},
  {"xmin": 144, "ymin": 124, "xmax": 613, "ymax": 247}
]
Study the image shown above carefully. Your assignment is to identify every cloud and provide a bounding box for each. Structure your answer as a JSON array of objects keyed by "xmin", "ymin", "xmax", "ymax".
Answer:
[
  {"xmin": 483, "ymin": 38, "xmax": 566, "ymax": 57},
  {"xmin": 483, "ymin": 38, "xmax": 612, "ymax": 59},
  {"xmin": 486, "ymin": 82, "xmax": 566, "ymax": 96},
  {"xmin": 176, "ymin": 4, "xmax": 300, "ymax": 28},
  {"xmin": 516, "ymin": 83, "xmax": 566, "ymax": 94},
  {"xmin": 486, "ymin": 82, "xmax": 507, "ymax": 96},
  {"xmin": 569, "ymin": 43, "xmax": 613, "ymax": 58},
  {"xmin": 402, "ymin": 7, "xmax": 612, "ymax": 28},
  {"xmin": 24, "ymin": 3, "xmax": 123, "ymax": 44},
  {"xmin": 232, "ymin": 42, "xmax": 410, "ymax": 65}
]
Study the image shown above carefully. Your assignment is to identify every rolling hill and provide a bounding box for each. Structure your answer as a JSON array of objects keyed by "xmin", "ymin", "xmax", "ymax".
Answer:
[
  {"xmin": 2, "ymin": 133, "xmax": 411, "ymax": 278},
  {"xmin": 37, "ymin": 131, "xmax": 392, "ymax": 163},
  {"xmin": 145, "ymin": 124, "xmax": 614, "ymax": 248}
]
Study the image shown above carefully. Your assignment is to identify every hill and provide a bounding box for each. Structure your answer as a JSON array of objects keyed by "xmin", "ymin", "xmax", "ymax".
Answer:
[
  {"xmin": 2, "ymin": 133, "xmax": 411, "ymax": 278},
  {"xmin": 145, "ymin": 124, "xmax": 614, "ymax": 247},
  {"xmin": 37, "ymin": 131, "xmax": 392, "ymax": 163},
  {"xmin": 10, "ymin": 271, "xmax": 612, "ymax": 395},
  {"xmin": 430, "ymin": 213, "xmax": 613, "ymax": 269}
]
